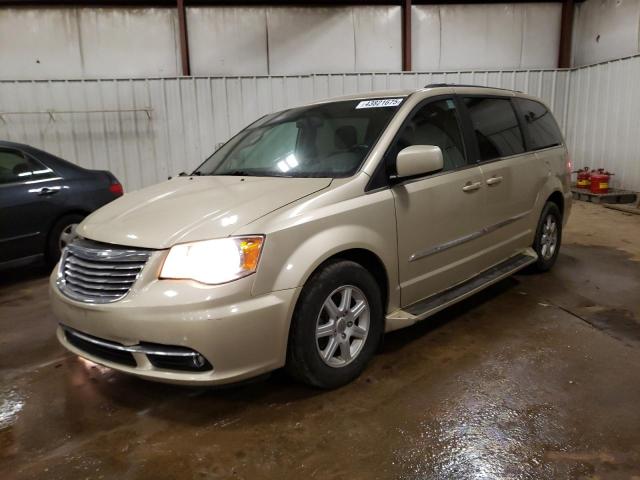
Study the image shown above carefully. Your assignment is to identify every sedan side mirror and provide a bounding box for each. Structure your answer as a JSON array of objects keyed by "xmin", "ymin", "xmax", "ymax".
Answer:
[{"xmin": 395, "ymin": 145, "xmax": 444, "ymax": 179}]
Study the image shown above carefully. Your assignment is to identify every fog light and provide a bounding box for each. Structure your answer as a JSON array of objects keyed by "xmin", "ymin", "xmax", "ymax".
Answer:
[{"xmin": 193, "ymin": 355, "xmax": 206, "ymax": 368}]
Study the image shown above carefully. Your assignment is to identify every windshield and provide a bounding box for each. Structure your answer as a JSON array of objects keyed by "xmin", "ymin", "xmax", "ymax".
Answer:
[{"xmin": 194, "ymin": 98, "xmax": 404, "ymax": 178}]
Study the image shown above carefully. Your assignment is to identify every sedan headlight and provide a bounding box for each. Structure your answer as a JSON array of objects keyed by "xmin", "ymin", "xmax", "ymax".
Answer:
[{"xmin": 160, "ymin": 236, "xmax": 264, "ymax": 285}]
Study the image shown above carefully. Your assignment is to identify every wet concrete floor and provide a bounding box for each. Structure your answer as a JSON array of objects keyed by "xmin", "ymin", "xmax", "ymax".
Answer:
[{"xmin": 1, "ymin": 201, "xmax": 640, "ymax": 479}]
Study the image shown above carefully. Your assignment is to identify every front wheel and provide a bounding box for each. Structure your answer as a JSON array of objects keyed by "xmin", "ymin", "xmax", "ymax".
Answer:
[
  {"xmin": 530, "ymin": 202, "xmax": 562, "ymax": 272},
  {"xmin": 286, "ymin": 260, "xmax": 383, "ymax": 389}
]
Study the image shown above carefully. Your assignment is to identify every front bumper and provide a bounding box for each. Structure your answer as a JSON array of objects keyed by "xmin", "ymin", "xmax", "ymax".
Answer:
[{"xmin": 50, "ymin": 263, "xmax": 300, "ymax": 386}]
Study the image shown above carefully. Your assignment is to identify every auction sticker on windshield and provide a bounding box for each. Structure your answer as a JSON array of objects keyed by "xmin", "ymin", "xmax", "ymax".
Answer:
[{"xmin": 356, "ymin": 98, "xmax": 403, "ymax": 109}]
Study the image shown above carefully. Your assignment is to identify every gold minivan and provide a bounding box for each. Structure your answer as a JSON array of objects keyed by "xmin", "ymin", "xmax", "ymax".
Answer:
[{"xmin": 50, "ymin": 85, "xmax": 571, "ymax": 388}]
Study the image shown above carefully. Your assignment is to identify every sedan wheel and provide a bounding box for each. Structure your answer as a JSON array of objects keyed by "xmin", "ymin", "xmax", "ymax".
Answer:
[
  {"xmin": 46, "ymin": 214, "xmax": 85, "ymax": 267},
  {"xmin": 59, "ymin": 223, "xmax": 78, "ymax": 251}
]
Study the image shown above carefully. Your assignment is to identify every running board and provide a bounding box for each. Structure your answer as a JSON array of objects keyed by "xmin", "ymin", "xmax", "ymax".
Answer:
[{"xmin": 385, "ymin": 249, "xmax": 538, "ymax": 332}]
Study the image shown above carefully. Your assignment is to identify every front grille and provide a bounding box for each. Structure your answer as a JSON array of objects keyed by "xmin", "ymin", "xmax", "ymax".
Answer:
[{"xmin": 57, "ymin": 239, "xmax": 151, "ymax": 303}]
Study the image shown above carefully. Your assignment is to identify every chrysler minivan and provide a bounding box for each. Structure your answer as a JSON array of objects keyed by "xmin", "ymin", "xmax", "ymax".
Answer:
[{"xmin": 50, "ymin": 85, "xmax": 571, "ymax": 388}]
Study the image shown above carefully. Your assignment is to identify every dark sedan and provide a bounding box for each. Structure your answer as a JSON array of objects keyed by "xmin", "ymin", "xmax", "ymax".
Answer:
[{"xmin": 0, "ymin": 141, "xmax": 123, "ymax": 269}]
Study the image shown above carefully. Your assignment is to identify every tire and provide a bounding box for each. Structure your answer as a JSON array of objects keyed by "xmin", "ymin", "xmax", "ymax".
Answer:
[
  {"xmin": 529, "ymin": 202, "xmax": 562, "ymax": 272},
  {"xmin": 46, "ymin": 213, "xmax": 85, "ymax": 267},
  {"xmin": 286, "ymin": 259, "xmax": 384, "ymax": 389}
]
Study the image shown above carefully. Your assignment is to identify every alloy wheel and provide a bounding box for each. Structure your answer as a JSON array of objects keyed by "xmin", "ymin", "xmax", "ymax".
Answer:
[
  {"xmin": 315, "ymin": 285, "xmax": 370, "ymax": 368},
  {"xmin": 59, "ymin": 223, "xmax": 78, "ymax": 251},
  {"xmin": 540, "ymin": 214, "xmax": 558, "ymax": 260}
]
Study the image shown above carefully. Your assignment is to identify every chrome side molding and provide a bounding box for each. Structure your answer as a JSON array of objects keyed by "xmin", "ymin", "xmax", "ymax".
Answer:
[{"xmin": 409, "ymin": 210, "xmax": 531, "ymax": 262}]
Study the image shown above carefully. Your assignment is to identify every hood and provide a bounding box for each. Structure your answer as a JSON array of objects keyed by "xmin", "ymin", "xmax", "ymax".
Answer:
[{"xmin": 77, "ymin": 176, "xmax": 332, "ymax": 249}]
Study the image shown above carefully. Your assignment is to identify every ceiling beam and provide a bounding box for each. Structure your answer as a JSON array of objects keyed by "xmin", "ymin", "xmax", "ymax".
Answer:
[{"xmin": 0, "ymin": 0, "xmax": 580, "ymax": 6}]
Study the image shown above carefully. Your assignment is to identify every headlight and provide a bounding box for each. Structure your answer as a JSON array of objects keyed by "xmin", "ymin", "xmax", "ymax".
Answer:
[{"xmin": 160, "ymin": 236, "xmax": 264, "ymax": 285}]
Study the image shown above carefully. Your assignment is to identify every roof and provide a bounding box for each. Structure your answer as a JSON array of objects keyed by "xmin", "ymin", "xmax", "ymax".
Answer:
[
  {"xmin": 310, "ymin": 89, "xmax": 414, "ymax": 105},
  {"xmin": 0, "ymin": 140, "xmax": 31, "ymax": 150},
  {"xmin": 311, "ymin": 83, "xmax": 528, "ymax": 105}
]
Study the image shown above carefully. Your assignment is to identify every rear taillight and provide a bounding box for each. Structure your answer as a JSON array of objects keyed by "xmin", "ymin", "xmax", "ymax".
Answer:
[{"xmin": 109, "ymin": 183, "xmax": 124, "ymax": 196}]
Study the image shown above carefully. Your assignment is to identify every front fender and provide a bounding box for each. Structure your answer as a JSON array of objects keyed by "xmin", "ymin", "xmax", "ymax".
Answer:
[{"xmin": 248, "ymin": 188, "xmax": 400, "ymax": 311}]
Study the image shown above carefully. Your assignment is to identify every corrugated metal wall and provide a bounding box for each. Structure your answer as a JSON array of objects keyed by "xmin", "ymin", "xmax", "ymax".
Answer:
[
  {"xmin": 0, "ymin": 70, "xmax": 570, "ymax": 191},
  {"xmin": 0, "ymin": 4, "xmax": 563, "ymax": 79},
  {"xmin": 565, "ymin": 55, "xmax": 640, "ymax": 192}
]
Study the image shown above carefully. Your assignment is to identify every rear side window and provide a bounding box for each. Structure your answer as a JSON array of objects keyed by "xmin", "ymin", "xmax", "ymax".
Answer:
[
  {"xmin": 463, "ymin": 97, "xmax": 525, "ymax": 161},
  {"xmin": 0, "ymin": 149, "xmax": 54, "ymax": 184},
  {"xmin": 515, "ymin": 98, "xmax": 563, "ymax": 150}
]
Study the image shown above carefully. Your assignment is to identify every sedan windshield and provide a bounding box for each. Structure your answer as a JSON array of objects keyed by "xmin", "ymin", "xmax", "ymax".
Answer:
[{"xmin": 194, "ymin": 99, "xmax": 403, "ymax": 178}]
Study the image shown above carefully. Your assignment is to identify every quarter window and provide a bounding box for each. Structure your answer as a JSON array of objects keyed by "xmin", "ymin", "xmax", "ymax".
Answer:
[
  {"xmin": 464, "ymin": 97, "xmax": 525, "ymax": 161},
  {"xmin": 515, "ymin": 98, "xmax": 563, "ymax": 150},
  {"xmin": 0, "ymin": 150, "xmax": 31, "ymax": 185},
  {"xmin": 392, "ymin": 99, "xmax": 467, "ymax": 173}
]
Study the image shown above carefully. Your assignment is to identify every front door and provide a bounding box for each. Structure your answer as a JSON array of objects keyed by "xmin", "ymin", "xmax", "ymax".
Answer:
[{"xmin": 390, "ymin": 98, "xmax": 487, "ymax": 307}]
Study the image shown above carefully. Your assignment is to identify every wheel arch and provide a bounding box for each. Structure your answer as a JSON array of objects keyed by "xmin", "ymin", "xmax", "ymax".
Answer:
[
  {"xmin": 283, "ymin": 247, "xmax": 391, "ymax": 386},
  {"xmin": 308, "ymin": 248, "xmax": 390, "ymax": 315},
  {"xmin": 547, "ymin": 190, "xmax": 565, "ymax": 217}
]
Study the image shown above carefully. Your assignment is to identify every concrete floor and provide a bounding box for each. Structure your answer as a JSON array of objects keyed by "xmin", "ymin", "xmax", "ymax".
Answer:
[{"xmin": 1, "ymin": 201, "xmax": 640, "ymax": 480}]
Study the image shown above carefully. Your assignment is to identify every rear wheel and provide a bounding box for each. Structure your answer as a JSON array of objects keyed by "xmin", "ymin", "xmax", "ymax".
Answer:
[
  {"xmin": 46, "ymin": 213, "xmax": 84, "ymax": 267},
  {"xmin": 286, "ymin": 260, "xmax": 383, "ymax": 389},
  {"xmin": 530, "ymin": 202, "xmax": 562, "ymax": 272}
]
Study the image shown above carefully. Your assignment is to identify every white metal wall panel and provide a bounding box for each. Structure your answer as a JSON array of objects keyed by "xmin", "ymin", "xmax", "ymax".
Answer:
[
  {"xmin": 187, "ymin": 7, "xmax": 269, "ymax": 76},
  {"xmin": 0, "ymin": 70, "xmax": 570, "ymax": 192},
  {"xmin": 411, "ymin": 6, "xmax": 442, "ymax": 71},
  {"xmin": 412, "ymin": 3, "xmax": 562, "ymax": 71},
  {"xmin": 573, "ymin": 0, "xmax": 640, "ymax": 67},
  {"xmin": 0, "ymin": 9, "xmax": 85, "ymax": 80},
  {"xmin": 565, "ymin": 55, "xmax": 640, "ymax": 191},
  {"xmin": 77, "ymin": 8, "xmax": 180, "ymax": 78},
  {"xmin": 0, "ymin": 8, "xmax": 180, "ymax": 80},
  {"xmin": 188, "ymin": 5, "xmax": 402, "ymax": 75},
  {"xmin": 352, "ymin": 6, "xmax": 402, "ymax": 72},
  {"xmin": 521, "ymin": 3, "xmax": 562, "ymax": 68},
  {"xmin": 266, "ymin": 7, "xmax": 356, "ymax": 74},
  {"xmin": 440, "ymin": 4, "xmax": 524, "ymax": 70}
]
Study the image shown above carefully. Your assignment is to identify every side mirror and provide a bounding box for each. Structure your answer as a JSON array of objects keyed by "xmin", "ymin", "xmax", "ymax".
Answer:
[{"xmin": 395, "ymin": 145, "xmax": 444, "ymax": 179}]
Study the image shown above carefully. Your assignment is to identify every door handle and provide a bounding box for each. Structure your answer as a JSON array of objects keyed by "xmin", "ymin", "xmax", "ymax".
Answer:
[
  {"xmin": 462, "ymin": 181, "xmax": 482, "ymax": 192},
  {"xmin": 486, "ymin": 176, "xmax": 503, "ymax": 186},
  {"xmin": 37, "ymin": 187, "xmax": 59, "ymax": 196}
]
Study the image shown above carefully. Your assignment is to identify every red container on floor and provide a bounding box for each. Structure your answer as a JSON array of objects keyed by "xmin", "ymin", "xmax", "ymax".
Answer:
[
  {"xmin": 574, "ymin": 167, "xmax": 591, "ymax": 189},
  {"xmin": 589, "ymin": 169, "xmax": 613, "ymax": 194}
]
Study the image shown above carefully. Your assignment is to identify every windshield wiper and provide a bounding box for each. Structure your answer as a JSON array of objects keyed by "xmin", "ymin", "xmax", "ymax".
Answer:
[{"xmin": 215, "ymin": 169, "xmax": 257, "ymax": 176}]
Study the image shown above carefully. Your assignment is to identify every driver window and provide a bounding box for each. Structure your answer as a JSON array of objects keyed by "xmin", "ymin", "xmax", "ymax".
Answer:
[{"xmin": 393, "ymin": 99, "xmax": 467, "ymax": 173}]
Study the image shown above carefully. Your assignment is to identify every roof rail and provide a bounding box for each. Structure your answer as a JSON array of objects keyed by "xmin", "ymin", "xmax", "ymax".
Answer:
[{"xmin": 424, "ymin": 83, "xmax": 521, "ymax": 93}]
